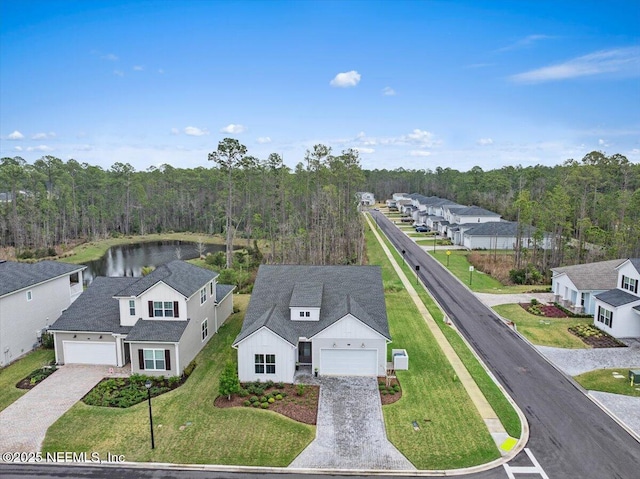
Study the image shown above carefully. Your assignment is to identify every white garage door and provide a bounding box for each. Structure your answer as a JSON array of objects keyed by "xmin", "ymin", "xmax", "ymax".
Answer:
[
  {"xmin": 63, "ymin": 341, "xmax": 117, "ymax": 365},
  {"xmin": 320, "ymin": 349, "xmax": 377, "ymax": 376}
]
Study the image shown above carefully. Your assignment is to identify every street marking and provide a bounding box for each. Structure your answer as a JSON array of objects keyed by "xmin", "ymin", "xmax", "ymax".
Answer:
[{"xmin": 503, "ymin": 448, "xmax": 549, "ymax": 479}]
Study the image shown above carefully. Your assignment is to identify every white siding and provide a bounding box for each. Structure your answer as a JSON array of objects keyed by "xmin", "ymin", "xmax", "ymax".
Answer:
[
  {"xmin": 594, "ymin": 300, "xmax": 640, "ymax": 338},
  {"xmin": 236, "ymin": 328, "xmax": 296, "ymax": 383},
  {"xmin": 617, "ymin": 262, "xmax": 640, "ymax": 297},
  {"xmin": 290, "ymin": 307, "xmax": 320, "ymax": 321},
  {"xmin": 119, "ymin": 282, "xmax": 188, "ymax": 326},
  {"xmin": 54, "ymin": 332, "xmax": 118, "ymax": 365}
]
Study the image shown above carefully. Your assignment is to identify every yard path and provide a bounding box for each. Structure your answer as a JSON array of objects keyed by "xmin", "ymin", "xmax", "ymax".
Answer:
[
  {"xmin": 0, "ymin": 364, "xmax": 106, "ymax": 453},
  {"xmin": 474, "ymin": 292, "xmax": 555, "ymax": 307}
]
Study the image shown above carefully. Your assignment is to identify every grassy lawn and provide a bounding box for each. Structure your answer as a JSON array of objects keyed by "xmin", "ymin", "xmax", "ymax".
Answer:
[
  {"xmin": 0, "ymin": 349, "xmax": 55, "ymax": 412},
  {"xmin": 42, "ymin": 295, "xmax": 315, "ymax": 465},
  {"xmin": 493, "ymin": 304, "xmax": 592, "ymax": 349},
  {"xmin": 574, "ymin": 369, "xmax": 640, "ymax": 397},
  {"xmin": 429, "ymin": 250, "xmax": 542, "ymax": 294},
  {"xmin": 366, "ymin": 227, "xmax": 509, "ymax": 469}
]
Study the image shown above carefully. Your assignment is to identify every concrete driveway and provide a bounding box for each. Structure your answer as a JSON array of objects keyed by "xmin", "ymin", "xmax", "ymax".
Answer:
[
  {"xmin": 0, "ymin": 364, "xmax": 106, "ymax": 453},
  {"xmin": 289, "ymin": 376, "xmax": 415, "ymax": 470}
]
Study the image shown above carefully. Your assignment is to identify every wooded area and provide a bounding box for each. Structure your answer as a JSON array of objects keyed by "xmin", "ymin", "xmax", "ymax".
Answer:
[{"xmin": 1, "ymin": 149, "xmax": 638, "ymax": 268}]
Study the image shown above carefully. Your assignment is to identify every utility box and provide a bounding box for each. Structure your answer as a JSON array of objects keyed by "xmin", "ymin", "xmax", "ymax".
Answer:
[
  {"xmin": 392, "ymin": 349, "xmax": 409, "ymax": 370},
  {"xmin": 629, "ymin": 370, "xmax": 640, "ymax": 386}
]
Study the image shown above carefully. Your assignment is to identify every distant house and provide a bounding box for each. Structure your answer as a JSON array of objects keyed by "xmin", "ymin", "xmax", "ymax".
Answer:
[
  {"xmin": 460, "ymin": 221, "xmax": 551, "ymax": 251},
  {"xmin": 551, "ymin": 259, "xmax": 625, "ymax": 314},
  {"xmin": 0, "ymin": 260, "xmax": 86, "ymax": 366},
  {"xmin": 49, "ymin": 260, "xmax": 234, "ymax": 376},
  {"xmin": 593, "ymin": 259, "xmax": 640, "ymax": 338},
  {"xmin": 356, "ymin": 192, "xmax": 375, "ymax": 206},
  {"xmin": 233, "ymin": 265, "xmax": 391, "ymax": 383}
]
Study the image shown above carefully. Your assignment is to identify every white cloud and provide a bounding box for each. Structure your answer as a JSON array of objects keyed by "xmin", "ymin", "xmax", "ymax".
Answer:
[
  {"xmin": 498, "ymin": 34, "xmax": 553, "ymax": 52},
  {"xmin": 330, "ymin": 70, "xmax": 361, "ymax": 88},
  {"xmin": 31, "ymin": 132, "xmax": 56, "ymax": 140},
  {"xmin": 14, "ymin": 146, "xmax": 23, "ymax": 151},
  {"xmin": 382, "ymin": 86, "xmax": 396, "ymax": 96},
  {"xmin": 630, "ymin": 148, "xmax": 640, "ymax": 154},
  {"xmin": 26, "ymin": 145, "xmax": 53, "ymax": 152},
  {"xmin": 220, "ymin": 124, "xmax": 246, "ymax": 134},
  {"xmin": 404, "ymin": 129, "xmax": 438, "ymax": 147},
  {"xmin": 170, "ymin": 128, "xmax": 180, "ymax": 135},
  {"xmin": 8, "ymin": 130, "xmax": 24, "ymax": 140},
  {"xmin": 409, "ymin": 150, "xmax": 432, "ymax": 157},
  {"xmin": 103, "ymin": 53, "xmax": 119, "ymax": 61},
  {"xmin": 256, "ymin": 137, "xmax": 272, "ymax": 144},
  {"xmin": 598, "ymin": 138, "xmax": 609, "ymax": 147},
  {"xmin": 354, "ymin": 147, "xmax": 375, "ymax": 154},
  {"xmin": 184, "ymin": 126, "xmax": 210, "ymax": 136},
  {"xmin": 510, "ymin": 46, "xmax": 640, "ymax": 83},
  {"xmin": 133, "ymin": 65, "xmax": 144, "ymax": 71},
  {"xmin": 477, "ymin": 138, "xmax": 494, "ymax": 146},
  {"xmin": 114, "ymin": 70, "xmax": 124, "ymax": 77}
]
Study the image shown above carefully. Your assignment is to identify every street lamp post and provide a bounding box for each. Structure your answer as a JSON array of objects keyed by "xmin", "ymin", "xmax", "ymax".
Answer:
[
  {"xmin": 446, "ymin": 250, "xmax": 451, "ymax": 267},
  {"xmin": 469, "ymin": 266, "xmax": 474, "ymax": 286},
  {"xmin": 402, "ymin": 249, "xmax": 406, "ymax": 264},
  {"xmin": 415, "ymin": 264, "xmax": 420, "ymax": 285},
  {"xmin": 145, "ymin": 380, "xmax": 155, "ymax": 449}
]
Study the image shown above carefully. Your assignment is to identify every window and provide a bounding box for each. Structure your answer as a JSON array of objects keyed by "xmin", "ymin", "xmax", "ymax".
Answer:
[
  {"xmin": 200, "ymin": 287, "xmax": 207, "ymax": 305},
  {"xmin": 254, "ymin": 354, "xmax": 276, "ymax": 374},
  {"xmin": 299, "ymin": 311, "xmax": 311, "ymax": 318},
  {"xmin": 143, "ymin": 349, "xmax": 166, "ymax": 370},
  {"xmin": 597, "ymin": 306, "xmax": 613, "ymax": 328},
  {"xmin": 201, "ymin": 318, "xmax": 208, "ymax": 341},
  {"xmin": 622, "ymin": 275, "xmax": 638, "ymax": 294},
  {"xmin": 153, "ymin": 301, "xmax": 174, "ymax": 317},
  {"xmin": 69, "ymin": 272, "xmax": 79, "ymax": 285},
  {"xmin": 26, "ymin": 290, "xmax": 32, "ymax": 301},
  {"xmin": 299, "ymin": 311, "xmax": 305, "ymax": 318},
  {"xmin": 129, "ymin": 300, "xmax": 136, "ymax": 316}
]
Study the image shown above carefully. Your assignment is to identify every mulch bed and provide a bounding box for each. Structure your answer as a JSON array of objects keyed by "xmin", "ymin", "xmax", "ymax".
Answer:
[
  {"xmin": 519, "ymin": 303, "xmax": 568, "ymax": 318},
  {"xmin": 379, "ymin": 377, "xmax": 402, "ymax": 405},
  {"xmin": 568, "ymin": 326, "xmax": 627, "ymax": 348},
  {"xmin": 215, "ymin": 383, "xmax": 320, "ymax": 425},
  {"xmin": 16, "ymin": 365, "xmax": 57, "ymax": 390}
]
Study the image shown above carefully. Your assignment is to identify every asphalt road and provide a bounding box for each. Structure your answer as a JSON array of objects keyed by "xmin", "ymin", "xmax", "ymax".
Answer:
[{"xmin": 371, "ymin": 210, "xmax": 640, "ymax": 479}]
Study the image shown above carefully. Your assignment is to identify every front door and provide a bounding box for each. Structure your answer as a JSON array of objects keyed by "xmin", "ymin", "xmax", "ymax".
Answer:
[{"xmin": 298, "ymin": 342, "xmax": 312, "ymax": 364}]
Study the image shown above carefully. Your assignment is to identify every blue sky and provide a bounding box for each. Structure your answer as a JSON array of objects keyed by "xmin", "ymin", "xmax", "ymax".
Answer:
[{"xmin": 1, "ymin": 0, "xmax": 638, "ymax": 172}]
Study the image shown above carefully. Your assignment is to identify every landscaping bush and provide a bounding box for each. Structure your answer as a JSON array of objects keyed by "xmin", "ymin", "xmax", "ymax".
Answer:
[
  {"xmin": 260, "ymin": 402, "xmax": 269, "ymax": 409},
  {"xmin": 82, "ymin": 375, "xmax": 181, "ymax": 408},
  {"xmin": 40, "ymin": 332, "xmax": 54, "ymax": 349},
  {"xmin": 275, "ymin": 394, "xmax": 283, "ymax": 400},
  {"xmin": 249, "ymin": 395, "xmax": 259, "ymax": 403},
  {"xmin": 183, "ymin": 360, "xmax": 197, "ymax": 377},
  {"xmin": 276, "ymin": 382, "xmax": 284, "ymax": 389},
  {"xmin": 268, "ymin": 397, "xmax": 275, "ymax": 404},
  {"xmin": 252, "ymin": 401, "xmax": 260, "ymax": 407},
  {"xmin": 296, "ymin": 384, "xmax": 306, "ymax": 396},
  {"xmin": 16, "ymin": 361, "xmax": 57, "ymax": 389},
  {"xmin": 238, "ymin": 388, "xmax": 249, "ymax": 397},
  {"xmin": 243, "ymin": 400, "xmax": 251, "ymax": 407}
]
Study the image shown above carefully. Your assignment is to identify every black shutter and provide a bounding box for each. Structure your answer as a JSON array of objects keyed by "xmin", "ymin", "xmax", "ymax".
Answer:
[
  {"xmin": 138, "ymin": 349, "xmax": 145, "ymax": 370},
  {"xmin": 148, "ymin": 301, "xmax": 154, "ymax": 317},
  {"xmin": 610, "ymin": 311, "xmax": 613, "ymax": 328},
  {"xmin": 635, "ymin": 280, "xmax": 638, "ymax": 294},
  {"xmin": 597, "ymin": 306, "xmax": 601, "ymax": 322},
  {"xmin": 173, "ymin": 301, "xmax": 179, "ymax": 318},
  {"xmin": 621, "ymin": 276, "xmax": 625, "ymax": 288},
  {"xmin": 165, "ymin": 349, "xmax": 171, "ymax": 371}
]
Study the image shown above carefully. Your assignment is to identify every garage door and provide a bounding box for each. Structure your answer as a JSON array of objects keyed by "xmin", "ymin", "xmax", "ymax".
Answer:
[
  {"xmin": 320, "ymin": 349, "xmax": 377, "ymax": 376},
  {"xmin": 63, "ymin": 341, "xmax": 117, "ymax": 365}
]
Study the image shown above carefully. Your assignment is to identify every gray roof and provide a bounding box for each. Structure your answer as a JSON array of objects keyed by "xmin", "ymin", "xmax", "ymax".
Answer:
[
  {"xmin": 50, "ymin": 277, "xmax": 138, "ymax": 334},
  {"xmin": 463, "ymin": 221, "xmax": 540, "ymax": 237},
  {"xmin": 634, "ymin": 305, "xmax": 640, "ymax": 313},
  {"xmin": 595, "ymin": 289, "xmax": 640, "ymax": 307},
  {"xmin": 216, "ymin": 284, "xmax": 235, "ymax": 302},
  {"xmin": 552, "ymin": 259, "xmax": 626, "ymax": 291},
  {"xmin": 431, "ymin": 198, "xmax": 460, "ymax": 207},
  {"xmin": 290, "ymin": 282, "xmax": 323, "ymax": 308},
  {"xmin": 454, "ymin": 206, "xmax": 501, "ymax": 217},
  {"xmin": 0, "ymin": 260, "xmax": 86, "ymax": 297},
  {"xmin": 126, "ymin": 319, "xmax": 189, "ymax": 342},
  {"xmin": 115, "ymin": 260, "xmax": 218, "ymax": 298},
  {"xmin": 234, "ymin": 265, "xmax": 390, "ymax": 346}
]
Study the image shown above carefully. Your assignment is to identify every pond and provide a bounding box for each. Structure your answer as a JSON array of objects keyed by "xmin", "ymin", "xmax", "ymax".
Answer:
[{"xmin": 82, "ymin": 241, "xmax": 227, "ymax": 285}]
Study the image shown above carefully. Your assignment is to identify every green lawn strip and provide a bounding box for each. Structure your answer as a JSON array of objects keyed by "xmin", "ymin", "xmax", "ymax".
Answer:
[
  {"xmin": 368, "ymin": 223, "xmax": 521, "ymax": 439},
  {"xmin": 365, "ymin": 228, "xmax": 501, "ymax": 469},
  {"xmin": 574, "ymin": 369, "xmax": 640, "ymax": 397},
  {"xmin": 428, "ymin": 250, "xmax": 543, "ymax": 294},
  {"xmin": 0, "ymin": 349, "xmax": 55, "ymax": 412},
  {"xmin": 42, "ymin": 295, "xmax": 314, "ymax": 466},
  {"xmin": 493, "ymin": 304, "xmax": 591, "ymax": 349}
]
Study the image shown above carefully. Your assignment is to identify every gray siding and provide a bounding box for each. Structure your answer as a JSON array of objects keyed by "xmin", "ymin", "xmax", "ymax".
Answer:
[{"xmin": 129, "ymin": 342, "xmax": 178, "ymax": 377}]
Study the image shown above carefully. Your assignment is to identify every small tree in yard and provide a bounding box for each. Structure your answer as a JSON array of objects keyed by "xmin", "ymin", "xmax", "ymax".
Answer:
[{"xmin": 219, "ymin": 362, "xmax": 240, "ymax": 400}]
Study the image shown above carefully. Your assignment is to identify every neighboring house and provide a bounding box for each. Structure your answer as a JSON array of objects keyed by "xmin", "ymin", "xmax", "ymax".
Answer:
[
  {"xmin": 551, "ymin": 259, "xmax": 626, "ymax": 314},
  {"xmin": 0, "ymin": 260, "xmax": 86, "ymax": 366},
  {"xmin": 460, "ymin": 221, "xmax": 551, "ymax": 250},
  {"xmin": 49, "ymin": 260, "xmax": 234, "ymax": 376},
  {"xmin": 593, "ymin": 258, "xmax": 640, "ymax": 338},
  {"xmin": 233, "ymin": 265, "xmax": 391, "ymax": 383},
  {"xmin": 356, "ymin": 191, "xmax": 375, "ymax": 206}
]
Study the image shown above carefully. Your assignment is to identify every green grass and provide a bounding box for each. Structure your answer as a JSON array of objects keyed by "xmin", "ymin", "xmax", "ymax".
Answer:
[
  {"xmin": 574, "ymin": 369, "xmax": 640, "ymax": 397},
  {"xmin": 493, "ymin": 304, "xmax": 592, "ymax": 348},
  {"xmin": 366, "ymin": 227, "xmax": 512, "ymax": 469},
  {"xmin": 42, "ymin": 295, "xmax": 315, "ymax": 466},
  {"xmin": 0, "ymin": 349, "xmax": 55, "ymax": 412},
  {"xmin": 368, "ymin": 224, "xmax": 521, "ymax": 440}
]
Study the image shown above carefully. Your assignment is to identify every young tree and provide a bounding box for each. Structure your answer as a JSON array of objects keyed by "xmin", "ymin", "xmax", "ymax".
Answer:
[{"xmin": 218, "ymin": 361, "xmax": 240, "ymax": 400}]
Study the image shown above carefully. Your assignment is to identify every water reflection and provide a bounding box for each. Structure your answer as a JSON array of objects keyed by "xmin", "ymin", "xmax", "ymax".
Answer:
[{"xmin": 83, "ymin": 241, "xmax": 226, "ymax": 285}]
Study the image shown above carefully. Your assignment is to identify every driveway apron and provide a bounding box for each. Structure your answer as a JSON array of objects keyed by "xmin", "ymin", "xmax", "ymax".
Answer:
[
  {"xmin": 289, "ymin": 376, "xmax": 415, "ymax": 470},
  {"xmin": 0, "ymin": 364, "xmax": 106, "ymax": 453}
]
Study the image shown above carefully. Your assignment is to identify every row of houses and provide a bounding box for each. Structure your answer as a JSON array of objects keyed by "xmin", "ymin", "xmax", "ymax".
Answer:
[{"xmin": 387, "ymin": 193, "xmax": 551, "ymax": 250}]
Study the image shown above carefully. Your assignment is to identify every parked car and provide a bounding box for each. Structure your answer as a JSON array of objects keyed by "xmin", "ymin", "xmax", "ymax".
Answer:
[
  {"xmin": 401, "ymin": 217, "xmax": 413, "ymax": 223},
  {"xmin": 415, "ymin": 225, "xmax": 430, "ymax": 232}
]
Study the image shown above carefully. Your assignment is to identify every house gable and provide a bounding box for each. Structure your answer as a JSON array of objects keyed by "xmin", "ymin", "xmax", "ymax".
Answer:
[
  {"xmin": 118, "ymin": 281, "xmax": 187, "ymax": 326},
  {"xmin": 616, "ymin": 259, "xmax": 640, "ymax": 297},
  {"xmin": 311, "ymin": 314, "xmax": 389, "ymax": 341}
]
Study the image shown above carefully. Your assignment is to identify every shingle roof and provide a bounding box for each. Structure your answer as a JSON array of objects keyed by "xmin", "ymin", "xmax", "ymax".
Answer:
[
  {"xmin": 233, "ymin": 265, "xmax": 390, "ymax": 346},
  {"xmin": 50, "ymin": 277, "xmax": 138, "ymax": 334},
  {"xmin": 463, "ymin": 221, "xmax": 539, "ymax": 237},
  {"xmin": 552, "ymin": 259, "xmax": 626, "ymax": 291},
  {"xmin": 290, "ymin": 282, "xmax": 323, "ymax": 308},
  {"xmin": 115, "ymin": 260, "xmax": 218, "ymax": 298},
  {"xmin": 0, "ymin": 260, "xmax": 86, "ymax": 297},
  {"xmin": 126, "ymin": 319, "xmax": 189, "ymax": 342},
  {"xmin": 595, "ymin": 289, "xmax": 640, "ymax": 307},
  {"xmin": 454, "ymin": 206, "xmax": 501, "ymax": 217},
  {"xmin": 216, "ymin": 284, "xmax": 235, "ymax": 302},
  {"xmin": 633, "ymin": 305, "xmax": 640, "ymax": 313}
]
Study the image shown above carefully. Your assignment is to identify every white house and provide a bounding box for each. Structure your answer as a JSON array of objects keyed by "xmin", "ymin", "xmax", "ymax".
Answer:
[
  {"xmin": 0, "ymin": 260, "xmax": 86, "ymax": 366},
  {"xmin": 233, "ymin": 265, "xmax": 391, "ymax": 383},
  {"xmin": 551, "ymin": 259, "xmax": 625, "ymax": 314},
  {"xmin": 50, "ymin": 260, "xmax": 234, "ymax": 376},
  {"xmin": 593, "ymin": 258, "xmax": 640, "ymax": 338},
  {"xmin": 356, "ymin": 192, "xmax": 375, "ymax": 206}
]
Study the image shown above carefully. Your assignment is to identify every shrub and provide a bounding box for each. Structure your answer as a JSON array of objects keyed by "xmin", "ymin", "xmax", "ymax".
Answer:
[
  {"xmin": 530, "ymin": 298, "xmax": 539, "ymax": 306},
  {"xmin": 238, "ymin": 388, "xmax": 249, "ymax": 397},
  {"xmin": 260, "ymin": 396, "xmax": 267, "ymax": 403},
  {"xmin": 40, "ymin": 332, "xmax": 54, "ymax": 349},
  {"xmin": 219, "ymin": 362, "xmax": 240, "ymax": 400},
  {"xmin": 296, "ymin": 384, "xmax": 306, "ymax": 396},
  {"xmin": 260, "ymin": 402, "xmax": 269, "ymax": 409},
  {"xmin": 168, "ymin": 376, "xmax": 181, "ymax": 386},
  {"xmin": 381, "ymin": 390, "xmax": 388, "ymax": 395},
  {"xmin": 183, "ymin": 360, "xmax": 197, "ymax": 377},
  {"xmin": 275, "ymin": 394, "xmax": 283, "ymax": 400},
  {"xmin": 276, "ymin": 382, "xmax": 284, "ymax": 389},
  {"xmin": 249, "ymin": 395, "xmax": 259, "ymax": 403},
  {"xmin": 243, "ymin": 400, "xmax": 251, "ymax": 407},
  {"xmin": 252, "ymin": 401, "xmax": 260, "ymax": 407},
  {"xmin": 268, "ymin": 397, "xmax": 275, "ymax": 404}
]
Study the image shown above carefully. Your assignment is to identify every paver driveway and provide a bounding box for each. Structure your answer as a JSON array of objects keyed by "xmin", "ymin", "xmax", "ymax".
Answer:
[
  {"xmin": 0, "ymin": 364, "xmax": 106, "ymax": 453},
  {"xmin": 289, "ymin": 376, "xmax": 415, "ymax": 470}
]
